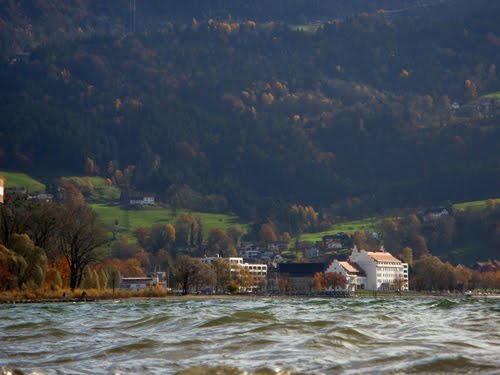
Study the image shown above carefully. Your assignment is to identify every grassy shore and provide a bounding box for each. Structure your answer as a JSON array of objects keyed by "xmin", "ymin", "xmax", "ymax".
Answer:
[{"xmin": 0, "ymin": 287, "xmax": 168, "ymax": 303}]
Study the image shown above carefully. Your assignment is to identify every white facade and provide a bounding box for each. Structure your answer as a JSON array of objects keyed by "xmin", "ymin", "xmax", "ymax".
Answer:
[
  {"xmin": 199, "ymin": 256, "xmax": 267, "ymax": 278},
  {"xmin": 121, "ymin": 277, "xmax": 154, "ymax": 290},
  {"xmin": 326, "ymin": 260, "xmax": 367, "ymax": 292},
  {"xmin": 348, "ymin": 246, "xmax": 408, "ymax": 291},
  {"xmin": 327, "ymin": 241, "xmax": 343, "ymax": 250},
  {"xmin": 130, "ymin": 196, "xmax": 155, "ymax": 205}
]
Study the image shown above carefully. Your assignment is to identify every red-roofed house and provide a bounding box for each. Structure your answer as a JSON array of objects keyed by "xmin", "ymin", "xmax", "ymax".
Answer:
[{"xmin": 326, "ymin": 260, "xmax": 367, "ymax": 292}]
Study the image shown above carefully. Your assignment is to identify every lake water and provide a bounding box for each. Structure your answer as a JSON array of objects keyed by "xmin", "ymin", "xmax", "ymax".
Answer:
[{"xmin": 1, "ymin": 297, "xmax": 499, "ymax": 374}]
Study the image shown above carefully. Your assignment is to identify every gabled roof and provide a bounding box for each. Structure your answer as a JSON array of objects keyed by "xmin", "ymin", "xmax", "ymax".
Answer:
[
  {"xmin": 338, "ymin": 261, "xmax": 366, "ymax": 277},
  {"xmin": 366, "ymin": 251, "xmax": 401, "ymax": 263}
]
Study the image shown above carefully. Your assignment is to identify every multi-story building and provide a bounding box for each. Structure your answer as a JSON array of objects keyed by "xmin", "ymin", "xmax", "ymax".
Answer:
[
  {"xmin": 327, "ymin": 246, "xmax": 408, "ymax": 292},
  {"xmin": 199, "ymin": 256, "xmax": 267, "ymax": 290},
  {"xmin": 241, "ymin": 249, "xmax": 262, "ymax": 260}
]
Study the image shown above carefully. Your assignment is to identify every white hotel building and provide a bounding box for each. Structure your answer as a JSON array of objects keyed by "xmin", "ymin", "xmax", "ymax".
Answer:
[
  {"xmin": 326, "ymin": 246, "xmax": 408, "ymax": 292},
  {"xmin": 199, "ymin": 256, "xmax": 267, "ymax": 291},
  {"xmin": 199, "ymin": 256, "xmax": 267, "ymax": 277}
]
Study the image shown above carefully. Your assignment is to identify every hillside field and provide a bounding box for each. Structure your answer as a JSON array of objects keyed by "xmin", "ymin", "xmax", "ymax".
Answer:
[
  {"xmin": 0, "ymin": 171, "xmax": 45, "ymax": 193},
  {"xmin": 297, "ymin": 218, "xmax": 380, "ymax": 243},
  {"xmin": 66, "ymin": 176, "xmax": 121, "ymax": 201},
  {"xmin": 90, "ymin": 204, "xmax": 244, "ymax": 239},
  {"xmin": 453, "ymin": 198, "xmax": 500, "ymax": 211}
]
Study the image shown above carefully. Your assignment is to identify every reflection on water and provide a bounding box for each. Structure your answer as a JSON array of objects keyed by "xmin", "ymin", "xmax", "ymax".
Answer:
[{"xmin": 1, "ymin": 297, "xmax": 499, "ymax": 374}]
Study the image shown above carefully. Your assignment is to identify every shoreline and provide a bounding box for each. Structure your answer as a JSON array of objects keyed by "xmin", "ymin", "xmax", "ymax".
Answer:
[{"xmin": 2, "ymin": 292, "xmax": 498, "ymax": 304}]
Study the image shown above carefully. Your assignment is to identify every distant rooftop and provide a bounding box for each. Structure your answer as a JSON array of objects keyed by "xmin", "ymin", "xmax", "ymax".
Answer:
[
  {"xmin": 338, "ymin": 261, "xmax": 366, "ymax": 276},
  {"xmin": 366, "ymin": 251, "xmax": 401, "ymax": 262}
]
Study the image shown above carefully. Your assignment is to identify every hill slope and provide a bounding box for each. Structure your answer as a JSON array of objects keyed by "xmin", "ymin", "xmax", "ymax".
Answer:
[{"xmin": 0, "ymin": 0, "xmax": 499, "ymax": 219}]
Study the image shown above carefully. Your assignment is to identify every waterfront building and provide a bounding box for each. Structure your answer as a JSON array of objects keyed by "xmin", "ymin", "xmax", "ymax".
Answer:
[
  {"xmin": 199, "ymin": 256, "xmax": 267, "ymax": 291},
  {"xmin": 268, "ymin": 263, "xmax": 326, "ymax": 294},
  {"xmin": 326, "ymin": 260, "xmax": 367, "ymax": 292},
  {"xmin": 326, "ymin": 246, "xmax": 408, "ymax": 292}
]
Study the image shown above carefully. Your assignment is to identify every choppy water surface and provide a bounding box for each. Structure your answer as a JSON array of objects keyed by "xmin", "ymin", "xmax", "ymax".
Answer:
[{"xmin": 1, "ymin": 297, "xmax": 499, "ymax": 374}]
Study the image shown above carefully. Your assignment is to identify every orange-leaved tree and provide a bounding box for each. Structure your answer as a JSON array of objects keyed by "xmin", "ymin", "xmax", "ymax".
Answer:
[{"xmin": 325, "ymin": 272, "xmax": 348, "ymax": 291}]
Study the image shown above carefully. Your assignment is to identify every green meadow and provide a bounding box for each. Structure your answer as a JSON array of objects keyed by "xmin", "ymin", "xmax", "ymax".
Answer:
[
  {"xmin": 297, "ymin": 218, "xmax": 380, "ymax": 243},
  {"xmin": 90, "ymin": 203, "xmax": 244, "ymax": 239},
  {"xmin": 481, "ymin": 91, "xmax": 500, "ymax": 99},
  {"xmin": 0, "ymin": 171, "xmax": 46, "ymax": 193},
  {"xmin": 288, "ymin": 22, "xmax": 323, "ymax": 33},
  {"xmin": 453, "ymin": 198, "xmax": 500, "ymax": 211},
  {"xmin": 66, "ymin": 176, "xmax": 121, "ymax": 201},
  {"xmin": 441, "ymin": 244, "xmax": 498, "ymax": 265}
]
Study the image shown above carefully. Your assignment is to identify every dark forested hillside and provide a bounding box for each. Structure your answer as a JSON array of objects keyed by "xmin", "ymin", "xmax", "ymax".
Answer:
[
  {"xmin": 0, "ymin": 0, "xmax": 427, "ymax": 56},
  {"xmin": 0, "ymin": 0, "xmax": 499, "ymax": 218}
]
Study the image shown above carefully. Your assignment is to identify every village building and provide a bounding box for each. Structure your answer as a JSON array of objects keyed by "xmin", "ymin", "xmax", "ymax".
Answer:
[
  {"xmin": 304, "ymin": 247, "xmax": 320, "ymax": 259},
  {"xmin": 326, "ymin": 240, "xmax": 343, "ymax": 250},
  {"xmin": 268, "ymin": 263, "xmax": 325, "ymax": 294},
  {"xmin": 422, "ymin": 207, "xmax": 450, "ymax": 222},
  {"xmin": 241, "ymin": 249, "xmax": 262, "ymax": 260},
  {"xmin": 129, "ymin": 194, "xmax": 155, "ymax": 206},
  {"xmin": 323, "ymin": 233, "xmax": 350, "ymax": 242},
  {"xmin": 267, "ymin": 241, "xmax": 289, "ymax": 252},
  {"xmin": 339, "ymin": 246, "xmax": 408, "ymax": 291},
  {"xmin": 474, "ymin": 260, "xmax": 500, "ymax": 273},
  {"xmin": 121, "ymin": 277, "xmax": 156, "ymax": 290},
  {"xmin": 29, "ymin": 193, "xmax": 54, "ymax": 202},
  {"xmin": 199, "ymin": 256, "xmax": 267, "ymax": 291},
  {"xmin": 121, "ymin": 271, "xmax": 167, "ymax": 290},
  {"xmin": 121, "ymin": 187, "xmax": 155, "ymax": 206},
  {"xmin": 326, "ymin": 260, "xmax": 367, "ymax": 292}
]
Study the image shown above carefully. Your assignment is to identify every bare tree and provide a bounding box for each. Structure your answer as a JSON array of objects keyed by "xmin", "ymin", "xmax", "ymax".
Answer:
[
  {"xmin": 0, "ymin": 194, "xmax": 31, "ymax": 246},
  {"xmin": 25, "ymin": 201, "xmax": 62, "ymax": 262},
  {"xmin": 58, "ymin": 203, "xmax": 108, "ymax": 291},
  {"xmin": 191, "ymin": 262, "xmax": 214, "ymax": 293},
  {"xmin": 176, "ymin": 255, "xmax": 199, "ymax": 294}
]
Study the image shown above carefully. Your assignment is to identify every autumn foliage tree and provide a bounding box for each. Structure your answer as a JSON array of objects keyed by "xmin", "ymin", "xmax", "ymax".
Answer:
[
  {"xmin": 259, "ymin": 223, "xmax": 277, "ymax": 246},
  {"xmin": 324, "ymin": 272, "xmax": 348, "ymax": 290},
  {"xmin": 175, "ymin": 213, "xmax": 199, "ymax": 246},
  {"xmin": 0, "ymin": 244, "xmax": 26, "ymax": 290},
  {"xmin": 0, "ymin": 234, "xmax": 49, "ymax": 291},
  {"xmin": 207, "ymin": 228, "xmax": 236, "ymax": 257},
  {"xmin": 313, "ymin": 272, "xmax": 326, "ymax": 292},
  {"xmin": 213, "ymin": 259, "xmax": 231, "ymax": 293},
  {"xmin": 287, "ymin": 205, "xmax": 319, "ymax": 235},
  {"xmin": 175, "ymin": 256, "xmax": 212, "ymax": 294},
  {"xmin": 9, "ymin": 233, "xmax": 48, "ymax": 289}
]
